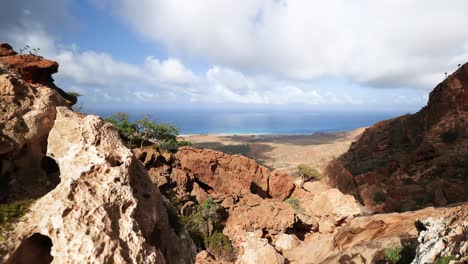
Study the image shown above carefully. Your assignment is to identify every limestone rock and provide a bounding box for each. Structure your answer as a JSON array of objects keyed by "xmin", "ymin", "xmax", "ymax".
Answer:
[
  {"xmin": 224, "ymin": 197, "xmax": 296, "ymax": 244},
  {"xmin": 284, "ymin": 205, "xmax": 466, "ymax": 263},
  {"xmin": 238, "ymin": 233, "xmax": 285, "ymax": 264},
  {"xmin": 274, "ymin": 233, "xmax": 300, "ymax": 252},
  {"xmin": 303, "ymin": 189, "xmax": 361, "ymax": 225},
  {"xmin": 411, "ymin": 204, "xmax": 468, "ymax": 264},
  {"xmin": 0, "ymin": 108, "xmax": 196, "ymax": 263},
  {"xmin": 0, "ymin": 62, "xmax": 68, "ymax": 202}
]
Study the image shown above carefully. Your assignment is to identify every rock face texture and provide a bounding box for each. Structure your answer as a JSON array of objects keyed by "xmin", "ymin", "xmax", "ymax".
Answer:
[
  {"xmin": 0, "ymin": 57, "xmax": 68, "ymax": 202},
  {"xmin": 0, "ymin": 108, "xmax": 196, "ymax": 263},
  {"xmin": 134, "ymin": 147, "xmax": 295, "ymax": 204},
  {"xmin": 284, "ymin": 205, "xmax": 467, "ymax": 264},
  {"xmin": 0, "ymin": 44, "xmax": 196, "ymax": 263},
  {"xmin": 412, "ymin": 204, "xmax": 468, "ymax": 264},
  {"xmin": 135, "ymin": 147, "xmax": 365, "ymax": 262},
  {"xmin": 330, "ymin": 63, "xmax": 468, "ymax": 212}
]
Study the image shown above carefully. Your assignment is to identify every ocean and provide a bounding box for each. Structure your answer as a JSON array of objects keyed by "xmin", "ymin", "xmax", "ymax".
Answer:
[{"xmin": 91, "ymin": 109, "xmax": 407, "ymax": 135}]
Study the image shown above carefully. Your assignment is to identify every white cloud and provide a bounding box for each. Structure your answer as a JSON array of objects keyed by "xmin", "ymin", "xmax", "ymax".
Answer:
[
  {"xmin": 116, "ymin": 0, "xmax": 468, "ymax": 88},
  {"xmin": 0, "ymin": 2, "xmax": 434, "ymax": 110}
]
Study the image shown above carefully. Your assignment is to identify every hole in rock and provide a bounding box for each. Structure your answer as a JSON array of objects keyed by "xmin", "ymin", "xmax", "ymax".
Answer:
[
  {"xmin": 40, "ymin": 156, "xmax": 60, "ymax": 187},
  {"xmin": 40, "ymin": 156, "xmax": 59, "ymax": 175},
  {"xmin": 9, "ymin": 233, "xmax": 53, "ymax": 264},
  {"xmin": 194, "ymin": 178, "xmax": 214, "ymax": 193},
  {"xmin": 285, "ymin": 220, "xmax": 314, "ymax": 241},
  {"xmin": 106, "ymin": 155, "xmax": 124, "ymax": 167}
]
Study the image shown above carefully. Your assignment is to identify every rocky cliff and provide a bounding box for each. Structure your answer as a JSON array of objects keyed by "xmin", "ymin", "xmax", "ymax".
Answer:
[
  {"xmin": 333, "ymin": 63, "xmax": 468, "ymax": 212},
  {"xmin": 0, "ymin": 44, "xmax": 196, "ymax": 263}
]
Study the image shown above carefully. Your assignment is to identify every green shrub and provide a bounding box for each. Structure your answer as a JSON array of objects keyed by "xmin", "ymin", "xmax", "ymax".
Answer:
[
  {"xmin": 204, "ymin": 231, "xmax": 234, "ymax": 259},
  {"xmin": 181, "ymin": 198, "xmax": 222, "ymax": 238},
  {"xmin": 285, "ymin": 197, "xmax": 303, "ymax": 214},
  {"xmin": 385, "ymin": 246, "xmax": 403, "ymax": 264},
  {"xmin": 297, "ymin": 164, "xmax": 322, "ymax": 181},
  {"xmin": 435, "ymin": 255, "xmax": 458, "ymax": 264},
  {"xmin": 179, "ymin": 198, "xmax": 227, "ymax": 253},
  {"xmin": 384, "ymin": 243, "xmax": 416, "ymax": 264},
  {"xmin": 373, "ymin": 192, "xmax": 386, "ymax": 204},
  {"xmin": 106, "ymin": 112, "xmax": 183, "ymax": 149},
  {"xmin": 177, "ymin": 140, "xmax": 192, "ymax": 147}
]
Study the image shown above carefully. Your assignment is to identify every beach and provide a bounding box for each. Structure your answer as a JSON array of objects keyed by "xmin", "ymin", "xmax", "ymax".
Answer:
[{"xmin": 182, "ymin": 127, "xmax": 365, "ymax": 176}]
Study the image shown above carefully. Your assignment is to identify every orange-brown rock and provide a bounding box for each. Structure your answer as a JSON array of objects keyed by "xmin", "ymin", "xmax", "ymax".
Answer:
[
  {"xmin": 0, "ymin": 43, "xmax": 17, "ymax": 57},
  {"xmin": 0, "ymin": 43, "xmax": 77, "ymax": 105},
  {"xmin": 330, "ymin": 62, "xmax": 468, "ymax": 212},
  {"xmin": 135, "ymin": 147, "xmax": 295, "ymax": 202},
  {"xmin": 0, "ymin": 54, "xmax": 58, "ymax": 85}
]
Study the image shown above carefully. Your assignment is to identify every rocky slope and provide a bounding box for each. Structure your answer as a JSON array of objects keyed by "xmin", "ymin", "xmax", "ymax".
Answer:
[
  {"xmin": 1, "ymin": 42, "xmax": 466, "ymax": 263},
  {"xmin": 0, "ymin": 44, "xmax": 196, "ymax": 263},
  {"xmin": 332, "ymin": 63, "xmax": 468, "ymax": 212},
  {"xmin": 135, "ymin": 146, "xmax": 468, "ymax": 263}
]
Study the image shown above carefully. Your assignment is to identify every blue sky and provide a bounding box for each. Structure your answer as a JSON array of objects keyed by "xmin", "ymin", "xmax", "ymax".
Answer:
[{"xmin": 2, "ymin": 0, "xmax": 468, "ymax": 112}]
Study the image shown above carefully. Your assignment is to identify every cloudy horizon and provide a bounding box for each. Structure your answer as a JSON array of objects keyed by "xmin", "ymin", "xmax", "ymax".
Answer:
[{"xmin": 1, "ymin": 0, "xmax": 467, "ymax": 111}]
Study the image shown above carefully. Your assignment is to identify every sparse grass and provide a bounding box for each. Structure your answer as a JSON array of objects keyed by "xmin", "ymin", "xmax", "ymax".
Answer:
[
  {"xmin": 285, "ymin": 197, "xmax": 303, "ymax": 214},
  {"xmin": 435, "ymin": 255, "xmax": 458, "ymax": 264},
  {"xmin": 0, "ymin": 200, "xmax": 35, "ymax": 228},
  {"xmin": 0, "ymin": 199, "xmax": 35, "ymax": 241},
  {"xmin": 297, "ymin": 164, "xmax": 322, "ymax": 181}
]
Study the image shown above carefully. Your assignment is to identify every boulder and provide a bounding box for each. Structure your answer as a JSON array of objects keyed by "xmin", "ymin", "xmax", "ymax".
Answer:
[
  {"xmin": 274, "ymin": 233, "xmax": 300, "ymax": 252},
  {"xmin": 238, "ymin": 233, "xmax": 285, "ymax": 264}
]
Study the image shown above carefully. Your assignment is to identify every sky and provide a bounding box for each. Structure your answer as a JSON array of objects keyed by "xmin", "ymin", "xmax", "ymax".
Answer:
[{"xmin": 1, "ymin": 0, "xmax": 468, "ymax": 112}]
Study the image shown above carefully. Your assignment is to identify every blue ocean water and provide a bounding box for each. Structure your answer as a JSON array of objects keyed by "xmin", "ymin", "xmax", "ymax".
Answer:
[{"xmin": 91, "ymin": 109, "xmax": 407, "ymax": 135}]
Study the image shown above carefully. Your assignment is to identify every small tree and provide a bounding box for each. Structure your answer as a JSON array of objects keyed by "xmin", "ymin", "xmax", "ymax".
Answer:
[
  {"xmin": 136, "ymin": 115, "xmax": 179, "ymax": 148},
  {"xmin": 106, "ymin": 112, "xmax": 139, "ymax": 146}
]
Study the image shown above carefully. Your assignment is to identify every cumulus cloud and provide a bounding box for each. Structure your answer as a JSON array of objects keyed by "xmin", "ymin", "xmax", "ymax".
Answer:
[
  {"xmin": 0, "ymin": 0, "xmax": 435, "ymax": 110},
  {"xmin": 116, "ymin": 0, "xmax": 468, "ymax": 88}
]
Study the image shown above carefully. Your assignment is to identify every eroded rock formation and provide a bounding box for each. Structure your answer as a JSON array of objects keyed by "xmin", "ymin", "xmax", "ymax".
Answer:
[
  {"xmin": 1, "ymin": 108, "xmax": 196, "ymax": 263},
  {"xmin": 0, "ymin": 57, "xmax": 67, "ymax": 202},
  {"xmin": 0, "ymin": 44, "xmax": 196, "ymax": 263}
]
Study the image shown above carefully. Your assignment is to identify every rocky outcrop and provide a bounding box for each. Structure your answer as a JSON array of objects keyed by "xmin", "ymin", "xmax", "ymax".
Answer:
[
  {"xmin": 175, "ymin": 147, "xmax": 295, "ymax": 200},
  {"xmin": 0, "ymin": 108, "xmax": 196, "ymax": 263},
  {"xmin": 0, "ymin": 62, "xmax": 67, "ymax": 202},
  {"xmin": 0, "ymin": 44, "xmax": 196, "ymax": 263},
  {"xmin": 135, "ymin": 147, "xmax": 295, "ymax": 204},
  {"xmin": 0, "ymin": 43, "xmax": 77, "ymax": 104},
  {"xmin": 412, "ymin": 204, "xmax": 468, "ymax": 264},
  {"xmin": 283, "ymin": 204, "xmax": 467, "ymax": 263},
  {"xmin": 0, "ymin": 43, "xmax": 17, "ymax": 57},
  {"xmin": 330, "ymin": 63, "xmax": 468, "ymax": 212}
]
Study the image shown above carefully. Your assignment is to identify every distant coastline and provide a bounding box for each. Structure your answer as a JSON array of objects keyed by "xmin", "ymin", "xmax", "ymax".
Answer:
[{"xmin": 93, "ymin": 109, "xmax": 404, "ymax": 135}]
